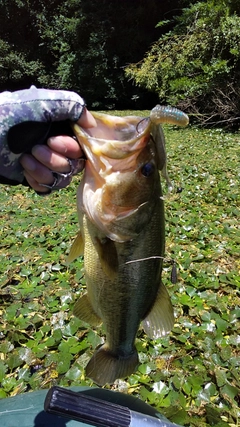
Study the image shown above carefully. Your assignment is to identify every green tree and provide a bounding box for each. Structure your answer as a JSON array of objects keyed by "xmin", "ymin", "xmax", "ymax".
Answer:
[
  {"xmin": 37, "ymin": 0, "xmax": 171, "ymax": 108},
  {"xmin": 0, "ymin": 0, "xmax": 176, "ymax": 108},
  {"xmin": 126, "ymin": 0, "xmax": 240, "ymax": 127},
  {"xmin": 0, "ymin": 0, "xmax": 48, "ymax": 89}
]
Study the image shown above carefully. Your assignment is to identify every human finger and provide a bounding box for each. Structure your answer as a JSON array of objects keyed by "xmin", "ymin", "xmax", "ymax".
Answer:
[
  {"xmin": 23, "ymin": 170, "xmax": 53, "ymax": 193},
  {"xmin": 47, "ymin": 135, "xmax": 83, "ymax": 159},
  {"xmin": 78, "ymin": 108, "xmax": 97, "ymax": 128},
  {"xmin": 20, "ymin": 153, "xmax": 55, "ymax": 184},
  {"xmin": 31, "ymin": 145, "xmax": 71, "ymax": 173}
]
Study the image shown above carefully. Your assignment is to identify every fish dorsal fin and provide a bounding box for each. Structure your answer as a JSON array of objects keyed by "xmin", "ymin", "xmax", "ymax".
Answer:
[
  {"xmin": 73, "ymin": 294, "xmax": 102, "ymax": 327},
  {"xmin": 142, "ymin": 282, "xmax": 174, "ymax": 339},
  {"xmin": 94, "ymin": 237, "xmax": 119, "ymax": 280},
  {"xmin": 66, "ymin": 231, "xmax": 84, "ymax": 264}
]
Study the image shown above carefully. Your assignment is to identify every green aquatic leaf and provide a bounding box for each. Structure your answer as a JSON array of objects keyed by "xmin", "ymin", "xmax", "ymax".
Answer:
[
  {"xmin": 18, "ymin": 347, "xmax": 35, "ymax": 364},
  {"xmin": 221, "ymin": 383, "xmax": 239, "ymax": 401},
  {"xmin": 0, "ymin": 360, "xmax": 7, "ymax": 382},
  {"xmin": 86, "ymin": 330, "xmax": 103, "ymax": 348},
  {"xmin": 153, "ymin": 380, "xmax": 169, "ymax": 395},
  {"xmin": 1, "ymin": 376, "xmax": 18, "ymax": 392},
  {"xmin": 0, "ymin": 341, "xmax": 14, "ymax": 354},
  {"xmin": 62, "ymin": 317, "xmax": 83, "ymax": 337},
  {"xmin": 0, "ymin": 389, "xmax": 7, "ymax": 398},
  {"xmin": 220, "ymin": 346, "xmax": 232, "ymax": 362},
  {"xmin": 57, "ymin": 354, "xmax": 72, "ymax": 374},
  {"xmin": 18, "ymin": 367, "xmax": 31, "ymax": 381},
  {"xmin": 167, "ymin": 408, "xmax": 189, "ymax": 426},
  {"xmin": 215, "ymin": 368, "xmax": 228, "ymax": 387},
  {"xmin": 171, "ymin": 375, "xmax": 181, "ymax": 390},
  {"xmin": 65, "ymin": 365, "xmax": 83, "ymax": 381},
  {"xmin": 138, "ymin": 363, "xmax": 153, "ymax": 375}
]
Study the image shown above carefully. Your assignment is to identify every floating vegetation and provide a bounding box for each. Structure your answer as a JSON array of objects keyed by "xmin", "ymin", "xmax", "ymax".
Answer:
[{"xmin": 0, "ymin": 123, "xmax": 239, "ymax": 426}]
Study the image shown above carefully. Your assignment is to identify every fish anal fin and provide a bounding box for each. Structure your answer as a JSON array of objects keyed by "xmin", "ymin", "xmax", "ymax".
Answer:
[
  {"xmin": 95, "ymin": 237, "xmax": 118, "ymax": 279},
  {"xmin": 73, "ymin": 294, "xmax": 101, "ymax": 327},
  {"xmin": 66, "ymin": 231, "xmax": 84, "ymax": 264},
  {"xmin": 86, "ymin": 344, "xmax": 139, "ymax": 386},
  {"xmin": 142, "ymin": 282, "xmax": 174, "ymax": 339}
]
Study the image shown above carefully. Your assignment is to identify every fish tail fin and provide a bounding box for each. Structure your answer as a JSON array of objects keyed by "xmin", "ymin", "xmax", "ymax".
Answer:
[{"xmin": 86, "ymin": 345, "xmax": 139, "ymax": 386}]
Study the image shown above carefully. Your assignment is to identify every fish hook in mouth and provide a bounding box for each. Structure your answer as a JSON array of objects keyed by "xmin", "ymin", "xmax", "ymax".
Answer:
[{"xmin": 136, "ymin": 117, "xmax": 150, "ymax": 134}]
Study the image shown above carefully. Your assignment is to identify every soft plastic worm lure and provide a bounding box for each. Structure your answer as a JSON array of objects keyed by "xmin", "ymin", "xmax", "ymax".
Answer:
[
  {"xmin": 150, "ymin": 105, "xmax": 189, "ymax": 127},
  {"xmin": 135, "ymin": 105, "xmax": 189, "ymax": 191}
]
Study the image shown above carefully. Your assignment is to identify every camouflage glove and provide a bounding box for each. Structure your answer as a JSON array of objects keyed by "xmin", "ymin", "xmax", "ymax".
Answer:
[{"xmin": 0, "ymin": 85, "xmax": 85, "ymax": 185}]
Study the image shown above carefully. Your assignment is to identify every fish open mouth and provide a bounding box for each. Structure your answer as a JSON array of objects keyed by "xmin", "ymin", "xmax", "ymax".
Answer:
[{"xmin": 72, "ymin": 113, "xmax": 151, "ymax": 161}]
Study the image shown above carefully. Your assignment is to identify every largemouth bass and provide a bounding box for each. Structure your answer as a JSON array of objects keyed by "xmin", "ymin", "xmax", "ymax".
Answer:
[{"xmin": 68, "ymin": 105, "xmax": 189, "ymax": 386}]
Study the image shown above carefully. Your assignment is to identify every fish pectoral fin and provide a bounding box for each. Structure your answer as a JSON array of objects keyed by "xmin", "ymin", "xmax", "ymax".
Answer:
[
  {"xmin": 95, "ymin": 237, "xmax": 118, "ymax": 279},
  {"xmin": 86, "ymin": 345, "xmax": 139, "ymax": 386},
  {"xmin": 73, "ymin": 294, "xmax": 102, "ymax": 327},
  {"xmin": 142, "ymin": 282, "xmax": 174, "ymax": 339},
  {"xmin": 66, "ymin": 231, "xmax": 84, "ymax": 264}
]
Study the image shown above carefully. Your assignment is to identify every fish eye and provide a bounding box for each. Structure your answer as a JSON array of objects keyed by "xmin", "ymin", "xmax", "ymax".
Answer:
[{"xmin": 141, "ymin": 162, "xmax": 155, "ymax": 177}]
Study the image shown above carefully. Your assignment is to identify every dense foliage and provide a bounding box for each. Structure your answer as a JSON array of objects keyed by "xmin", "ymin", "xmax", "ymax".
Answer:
[
  {"xmin": 0, "ymin": 0, "xmax": 172, "ymax": 108},
  {"xmin": 126, "ymin": 0, "xmax": 240, "ymax": 127},
  {"xmin": 1, "ymin": 0, "xmax": 240, "ymax": 125},
  {"xmin": 0, "ymin": 122, "xmax": 239, "ymax": 426}
]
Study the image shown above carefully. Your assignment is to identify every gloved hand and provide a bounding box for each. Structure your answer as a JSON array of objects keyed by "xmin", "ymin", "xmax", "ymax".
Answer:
[{"xmin": 0, "ymin": 85, "xmax": 96, "ymax": 193}]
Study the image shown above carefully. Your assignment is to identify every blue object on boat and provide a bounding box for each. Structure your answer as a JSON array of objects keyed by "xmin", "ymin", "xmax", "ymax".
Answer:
[{"xmin": 0, "ymin": 386, "xmax": 182, "ymax": 427}]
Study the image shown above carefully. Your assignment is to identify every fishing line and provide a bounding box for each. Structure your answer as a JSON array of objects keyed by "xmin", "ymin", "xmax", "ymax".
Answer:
[
  {"xmin": 124, "ymin": 256, "xmax": 178, "ymax": 284},
  {"xmin": 125, "ymin": 256, "xmax": 165, "ymax": 264}
]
